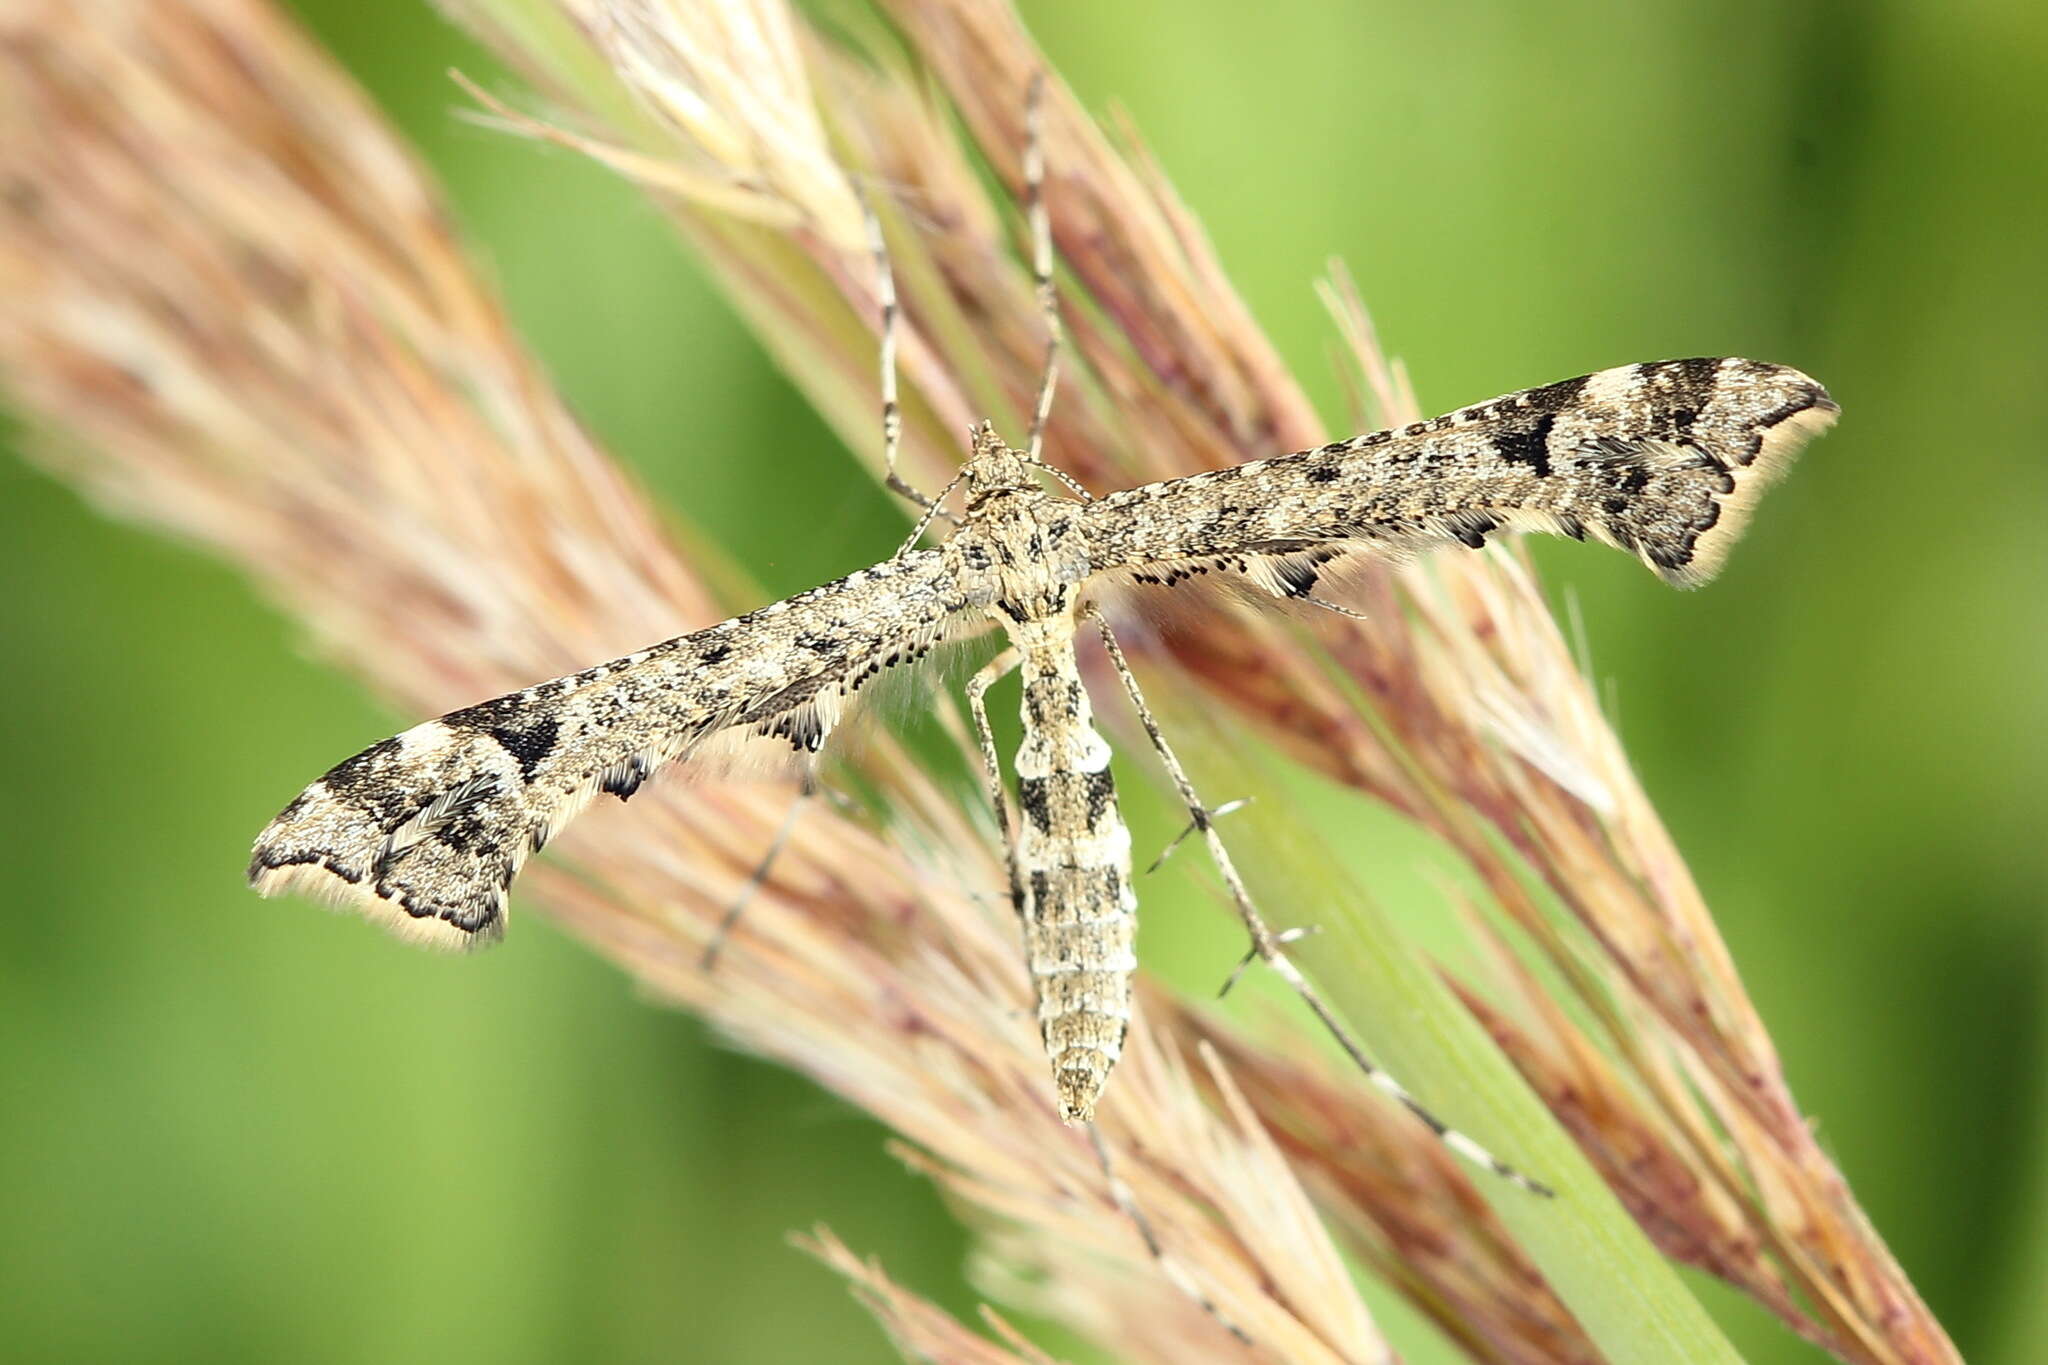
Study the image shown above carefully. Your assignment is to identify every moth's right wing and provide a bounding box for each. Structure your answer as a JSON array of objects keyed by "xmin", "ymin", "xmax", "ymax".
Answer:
[
  {"xmin": 250, "ymin": 549, "xmax": 980, "ymax": 948},
  {"xmin": 1083, "ymin": 359, "xmax": 1836, "ymax": 598}
]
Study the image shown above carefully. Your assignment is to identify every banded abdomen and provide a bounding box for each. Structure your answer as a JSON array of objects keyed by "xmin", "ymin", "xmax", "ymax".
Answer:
[{"xmin": 1011, "ymin": 635, "xmax": 1136, "ymax": 1123}]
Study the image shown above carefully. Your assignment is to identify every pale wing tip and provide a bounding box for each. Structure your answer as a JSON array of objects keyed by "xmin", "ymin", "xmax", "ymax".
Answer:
[
  {"xmin": 1660, "ymin": 375, "xmax": 1838, "ymax": 589},
  {"xmin": 249, "ymin": 850, "xmax": 504, "ymax": 952}
]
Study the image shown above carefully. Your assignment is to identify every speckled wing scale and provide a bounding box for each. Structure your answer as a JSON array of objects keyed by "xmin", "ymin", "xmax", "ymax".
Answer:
[
  {"xmin": 250, "ymin": 79, "xmax": 1836, "ymax": 1190},
  {"xmin": 1086, "ymin": 357, "xmax": 1838, "ymax": 600},
  {"xmin": 249, "ymin": 551, "xmax": 981, "ymax": 949}
]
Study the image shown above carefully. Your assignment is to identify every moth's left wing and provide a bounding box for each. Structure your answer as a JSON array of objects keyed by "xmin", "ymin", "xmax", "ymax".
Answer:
[
  {"xmin": 1083, "ymin": 359, "xmax": 1836, "ymax": 598},
  {"xmin": 250, "ymin": 550, "xmax": 980, "ymax": 949}
]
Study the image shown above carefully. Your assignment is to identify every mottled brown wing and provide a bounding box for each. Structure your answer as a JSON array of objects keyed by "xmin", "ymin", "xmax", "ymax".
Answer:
[
  {"xmin": 250, "ymin": 549, "xmax": 980, "ymax": 948},
  {"xmin": 1083, "ymin": 359, "xmax": 1836, "ymax": 599}
]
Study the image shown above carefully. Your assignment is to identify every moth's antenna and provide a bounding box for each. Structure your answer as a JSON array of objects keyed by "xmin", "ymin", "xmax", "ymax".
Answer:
[
  {"xmin": 897, "ymin": 461, "xmax": 971, "ymax": 555},
  {"xmin": 1034, "ymin": 459, "xmax": 1093, "ymax": 502}
]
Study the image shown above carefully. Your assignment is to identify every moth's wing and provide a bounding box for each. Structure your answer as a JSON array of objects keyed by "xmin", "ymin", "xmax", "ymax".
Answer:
[
  {"xmin": 1084, "ymin": 359, "xmax": 1837, "ymax": 601},
  {"xmin": 250, "ymin": 550, "xmax": 981, "ymax": 948}
]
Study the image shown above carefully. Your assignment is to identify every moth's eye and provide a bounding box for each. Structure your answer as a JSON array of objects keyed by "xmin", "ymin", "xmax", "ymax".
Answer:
[{"xmin": 964, "ymin": 544, "xmax": 992, "ymax": 569}]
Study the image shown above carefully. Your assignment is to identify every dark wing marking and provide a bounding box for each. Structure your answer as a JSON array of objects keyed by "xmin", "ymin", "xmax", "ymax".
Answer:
[
  {"xmin": 250, "ymin": 549, "xmax": 979, "ymax": 948},
  {"xmin": 1084, "ymin": 359, "xmax": 1837, "ymax": 594}
]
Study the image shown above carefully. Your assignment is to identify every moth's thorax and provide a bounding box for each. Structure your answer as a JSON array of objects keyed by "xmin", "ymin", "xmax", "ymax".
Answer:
[
  {"xmin": 946, "ymin": 491, "xmax": 1091, "ymax": 624},
  {"xmin": 945, "ymin": 426, "xmax": 1092, "ymax": 623}
]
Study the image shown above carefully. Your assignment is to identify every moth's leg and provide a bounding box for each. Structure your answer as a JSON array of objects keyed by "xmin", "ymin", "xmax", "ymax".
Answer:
[
  {"xmin": 964, "ymin": 646, "xmax": 1025, "ymax": 917},
  {"xmin": 1084, "ymin": 606, "xmax": 1554, "ymax": 1197},
  {"xmin": 1147, "ymin": 797, "xmax": 1249, "ymax": 873},
  {"xmin": 700, "ymin": 774, "xmax": 817, "ymax": 971},
  {"xmin": 1013, "ymin": 74, "xmax": 1089, "ymax": 507},
  {"xmin": 857, "ymin": 184, "xmax": 952, "ymax": 524},
  {"xmin": 1021, "ymin": 72, "xmax": 1062, "ymax": 470},
  {"xmin": 1087, "ymin": 1125, "xmax": 1251, "ymax": 1346},
  {"xmin": 861, "ymin": 186, "xmax": 920, "ymax": 511}
]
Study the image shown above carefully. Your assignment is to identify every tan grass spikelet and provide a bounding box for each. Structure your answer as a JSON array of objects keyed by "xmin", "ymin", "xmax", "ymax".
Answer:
[{"xmin": 0, "ymin": 1, "xmax": 1957, "ymax": 1363}]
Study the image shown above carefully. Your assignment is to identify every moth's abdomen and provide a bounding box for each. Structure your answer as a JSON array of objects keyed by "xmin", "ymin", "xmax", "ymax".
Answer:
[{"xmin": 1013, "ymin": 645, "xmax": 1136, "ymax": 1124}]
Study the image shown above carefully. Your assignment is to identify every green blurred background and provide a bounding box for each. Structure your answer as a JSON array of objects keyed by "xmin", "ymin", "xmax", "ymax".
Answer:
[{"xmin": 3, "ymin": 1, "xmax": 2043, "ymax": 1361}]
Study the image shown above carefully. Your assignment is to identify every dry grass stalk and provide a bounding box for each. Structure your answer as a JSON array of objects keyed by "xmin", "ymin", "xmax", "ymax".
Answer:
[
  {"xmin": 0, "ymin": 1, "xmax": 1386, "ymax": 1360},
  {"xmin": 801, "ymin": 1228, "xmax": 1060, "ymax": 1365},
  {"xmin": 0, "ymin": 0, "xmax": 1955, "ymax": 1362}
]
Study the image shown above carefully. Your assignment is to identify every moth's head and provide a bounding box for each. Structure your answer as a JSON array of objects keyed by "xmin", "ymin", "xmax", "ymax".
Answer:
[{"xmin": 961, "ymin": 421, "xmax": 1038, "ymax": 506}]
